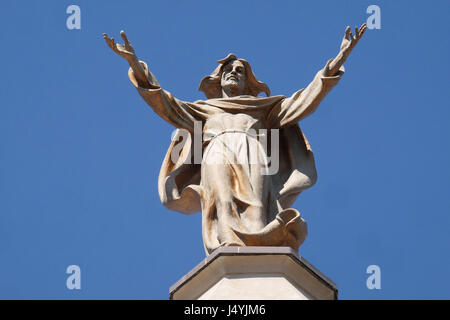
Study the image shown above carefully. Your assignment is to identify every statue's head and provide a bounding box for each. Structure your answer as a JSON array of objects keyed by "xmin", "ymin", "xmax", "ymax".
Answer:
[{"xmin": 199, "ymin": 53, "xmax": 270, "ymax": 99}]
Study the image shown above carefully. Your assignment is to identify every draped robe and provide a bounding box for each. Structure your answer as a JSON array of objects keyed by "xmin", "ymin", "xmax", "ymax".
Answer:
[{"xmin": 128, "ymin": 61, "xmax": 344, "ymax": 254}]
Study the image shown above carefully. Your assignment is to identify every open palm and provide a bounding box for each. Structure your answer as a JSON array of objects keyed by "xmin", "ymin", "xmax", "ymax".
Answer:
[
  {"xmin": 103, "ymin": 30, "xmax": 136, "ymax": 61},
  {"xmin": 340, "ymin": 23, "xmax": 367, "ymax": 56}
]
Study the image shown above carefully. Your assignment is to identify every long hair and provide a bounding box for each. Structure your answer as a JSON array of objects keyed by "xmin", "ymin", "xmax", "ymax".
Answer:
[{"xmin": 198, "ymin": 53, "xmax": 270, "ymax": 99}]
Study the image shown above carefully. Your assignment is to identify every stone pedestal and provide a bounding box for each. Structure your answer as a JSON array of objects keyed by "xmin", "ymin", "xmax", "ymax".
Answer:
[{"xmin": 169, "ymin": 247, "xmax": 337, "ymax": 300}]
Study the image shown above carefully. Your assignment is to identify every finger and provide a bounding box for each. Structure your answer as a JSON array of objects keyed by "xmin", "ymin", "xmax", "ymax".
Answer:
[
  {"xmin": 355, "ymin": 26, "xmax": 359, "ymax": 38},
  {"xmin": 349, "ymin": 31, "xmax": 354, "ymax": 41},
  {"xmin": 120, "ymin": 30, "xmax": 130, "ymax": 45},
  {"xmin": 345, "ymin": 26, "xmax": 351, "ymax": 40},
  {"xmin": 359, "ymin": 23, "xmax": 366, "ymax": 35},
  {"xmin": 359, "ymin": 25, "xmax": 367, "ymax": 37},
  {"xmin": 105, "ymin": 36, "xmax": 113, "ymax": 49},
  {"xmin": 358, "ymin": 25, "xmax": 367, "ymax": 38},
  {"xmin": 103, "ymin": 33, "xmax": 111, "ymax": 44},
  {"xmin": 110, "ymin": 37, "xmax": 120, "ymax": 52}
]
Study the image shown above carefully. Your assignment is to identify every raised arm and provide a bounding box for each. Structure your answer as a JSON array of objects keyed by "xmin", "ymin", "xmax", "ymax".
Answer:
[
  {"xmin": 267, "ymin": 23, "xmax": 366, "ymax": 128},
  {"xmin": 327, "ymin": 24, "xmax": 367, "ymax": 76},
  {"xmin": 103, "ymin": 30, "xmax": 208, "ymax": 132},
  {"xmin": 103, "ymin": 30, "xmax": 159, "ymax": 89}
]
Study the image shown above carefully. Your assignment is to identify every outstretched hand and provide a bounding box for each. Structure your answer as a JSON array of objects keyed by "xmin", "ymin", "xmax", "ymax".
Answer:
[
  {"xmin": 324, "ymin": 23, "xmax": 367, "ymax": 76},
  {"xmin": 103, "ymin": 30, "xmax": 136, "ymax": 61},
  {"xmin": 340, "ymin": 23, "xmax": 367, "ymax": 57}
]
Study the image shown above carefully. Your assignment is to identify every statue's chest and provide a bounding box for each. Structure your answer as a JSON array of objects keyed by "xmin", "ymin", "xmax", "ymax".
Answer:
[{"xmin": 204, "ymin": 113, "xmax": 264, "ymax": 134}]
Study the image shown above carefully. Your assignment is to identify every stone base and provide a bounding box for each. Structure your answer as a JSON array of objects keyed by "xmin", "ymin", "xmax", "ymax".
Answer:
[{"xmin": 169, "ymin": 247, "xmax": 337, "ymax": 300}]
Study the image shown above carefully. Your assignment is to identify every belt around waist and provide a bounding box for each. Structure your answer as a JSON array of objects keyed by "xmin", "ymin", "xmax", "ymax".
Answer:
[{"xmin": 203, "ymin": 129, "xmax": 266, "ymax": 142}]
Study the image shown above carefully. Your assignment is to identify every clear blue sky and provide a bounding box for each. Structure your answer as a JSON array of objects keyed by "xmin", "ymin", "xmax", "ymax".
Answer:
[{"xmin": 1, "ymin": 0, "xmax": 449, "ymax": 299}]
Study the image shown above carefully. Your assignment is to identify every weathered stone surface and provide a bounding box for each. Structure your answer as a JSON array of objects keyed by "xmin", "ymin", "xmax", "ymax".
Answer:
[
  {"xmin": 103, "ymin": 25, "xmax": 366, "ymax": 254},
  {"xmin": 170, "ymin": 246, "xmax": 337, "ymax": 300}
]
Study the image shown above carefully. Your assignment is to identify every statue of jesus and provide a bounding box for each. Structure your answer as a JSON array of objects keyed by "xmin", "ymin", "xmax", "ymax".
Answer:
[{"xmin": 103, "ymin": 24, "xmax": 366, "ymax": 255}]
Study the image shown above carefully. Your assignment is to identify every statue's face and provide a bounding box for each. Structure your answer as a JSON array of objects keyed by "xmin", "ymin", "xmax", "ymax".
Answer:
[{"xmin": 221, "ymin": 60, "xmax": 246, "ymax": 95}]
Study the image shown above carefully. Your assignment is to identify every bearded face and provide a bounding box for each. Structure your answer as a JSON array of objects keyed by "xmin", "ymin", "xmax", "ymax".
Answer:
[{"xmin": 220, "ymin": 60, "xmax": 247, "ymax": 96}]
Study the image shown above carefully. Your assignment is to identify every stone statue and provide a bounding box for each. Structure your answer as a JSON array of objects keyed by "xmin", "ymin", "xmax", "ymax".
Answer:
[{"xmin": 103, "ymin": 24, "xmax": 367, "ymax": 255}]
